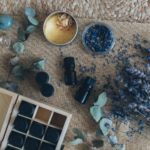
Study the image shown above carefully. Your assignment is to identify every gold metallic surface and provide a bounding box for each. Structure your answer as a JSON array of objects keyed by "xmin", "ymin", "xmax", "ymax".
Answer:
[{"xmin": 43, "ymin": 12, "xmax": 77, "ymax": 45}]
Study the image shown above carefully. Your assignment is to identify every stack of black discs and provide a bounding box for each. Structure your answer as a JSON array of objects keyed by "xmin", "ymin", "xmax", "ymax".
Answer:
[{"xmin": 35, "ymin": 72, "xmax": 54, "ymax": 97}]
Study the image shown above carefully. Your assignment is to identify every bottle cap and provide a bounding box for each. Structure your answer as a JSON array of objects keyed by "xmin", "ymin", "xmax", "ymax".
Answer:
[
  {"xmin": 35, "ymin": 72, "xmax": 49, "ymax": 86},
  {"xmin": 64, "ymin": 57, "xmax": 75, "ymax": 69},
  {"xmin": 40, "ymin": 83, "xmax": 54, "ymax": 97},
  {"xmin": 84, "ymin": 77, "xmax": 96, "ymax": 86},
  {"xmin": 75, "ymin": 77, "xmax": 96, "ymax": 104}
]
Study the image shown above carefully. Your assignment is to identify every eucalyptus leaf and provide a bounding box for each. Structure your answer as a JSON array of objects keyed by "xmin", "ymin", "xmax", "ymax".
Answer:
[
  {"xmin": 11, "ymin": 65, "xmax": 25, "ymax": 79},
  {"xmin": 92, "ymin": 139, "xmax": 104, "ymax": 148},
  {"xmin": 114, "ymin": 144, "xmax": 126, "ymax": 150},
  {"xmin": 18, "ymin": 27, "xmax": 27, "ymax": 41},
  {"xmin": 31, "ymin": 59, "xmax": 45, "ymax": 71},
  {"xmin": 25, "ymin": 7, "xmax": 36, "ymax": 17},
  {"xmin": 12, "ymin": 42, "xmax": 25, "ymax": 54},
  {"xmin": 90, "ymin": 106, "xmax": 103, "ymax": 122},
  {"xmin": 108, "ymin": 135, "xmax": 118, "ymax": 146},
  {"xmin": 94, "ymin": 92, "xmax": 107, "ymax": 107},
  {"xmin": 70, "ymin": 138, "xmax": 83, "ymax": 145},
  {"xmin": 10, "ymin": 56, "xmax": 19, "ymax": 66},
  {"xmin": 0, "ymin": 81, "xmax": 18, "ymax": 92},
  {"xmin": 27, "ymin": 16, "xmax": 39, "ymax": 26},
  {"xmin": 72, "ymin": 128, "xmax": 86, "ymax": 141},
  {"xmin": 26, "ymin": 25, "xmax": 36, "ymax": 33},
  {"xmin": 99, "ymin": 118, "xmax": 112, "ymax": 136}
]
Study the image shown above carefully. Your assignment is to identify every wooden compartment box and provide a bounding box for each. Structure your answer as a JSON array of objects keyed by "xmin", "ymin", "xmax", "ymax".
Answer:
[{"xmin": 0, "ymin": 88, "xmax": 72, "ymax": 150}]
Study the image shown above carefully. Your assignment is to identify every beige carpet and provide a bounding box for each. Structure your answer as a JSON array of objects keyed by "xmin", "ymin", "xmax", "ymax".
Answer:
[
  {"xmin": 0, "ymin": 16, "xmax": 149, "ymax": 150},
  {"xmin": 0, "ymin": 0, "xmax": 150, "ymax": 23},
  {"xmin": 0, "ymin": 1, "xmax": 150, "ymax": 149}
]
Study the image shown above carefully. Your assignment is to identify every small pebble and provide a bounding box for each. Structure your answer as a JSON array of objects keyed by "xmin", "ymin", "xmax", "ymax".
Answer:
[{"xmin": 0, "ymin": 14, "xmax": 13, "ymax": 29}]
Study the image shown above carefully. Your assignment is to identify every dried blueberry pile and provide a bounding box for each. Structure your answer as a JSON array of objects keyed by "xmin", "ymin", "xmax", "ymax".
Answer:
[{"xmin": 82, "ymin": 23, "xmax": 115, "ymax": 55}]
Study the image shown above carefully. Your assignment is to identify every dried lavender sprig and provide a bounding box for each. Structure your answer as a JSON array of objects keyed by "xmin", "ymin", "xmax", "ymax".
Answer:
[
  {"xmin": 125, "ymin": 66, "xmax": 146, "ymax": 79},
  {"xmin": 109, "ymin": 64, "xmax": 150, "ymax": 125}
]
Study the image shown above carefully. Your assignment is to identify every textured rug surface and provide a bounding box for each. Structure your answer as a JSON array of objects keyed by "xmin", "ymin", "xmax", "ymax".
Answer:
[
  {"xmin": 0, "ymin": 0, "xmax": 150, "ymax": 23},
  {"xmin": 0, "ymin": 16, "xmax": 150, "ymax": 150},
  {"xmin": 1, "ymin": 1, "xmax": 150, "ymax": 149}
]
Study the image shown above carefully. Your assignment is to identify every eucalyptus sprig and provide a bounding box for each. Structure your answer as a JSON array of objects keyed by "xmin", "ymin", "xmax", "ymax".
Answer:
[
  {"xmin": 70, "ymin": 128, "xmax": 104, "ymax": 149},
  {"xmin": 10, "ymin": 7, "xmax": 41, "ymax": 79},
  {"xmin": 12, "ymin": 7, "xmax": 39, "ymax": 55},
  {"xmin": 69, "ymin": 92, "xmax": 126, "ymax": 150},
  {"xmin": 10, "ymin": 57, "xmax": 46, "ymax": 79},
  {"xmin": 70, "ymin": 92, "xmax": 125, "ymax": 150},
  {"xmin": 0, "ymin": 8, "xmax": 45, "ymax": 92},
  {"xmin": 90, "ymin": 92, "xmax": 125, "ymax": 150}
]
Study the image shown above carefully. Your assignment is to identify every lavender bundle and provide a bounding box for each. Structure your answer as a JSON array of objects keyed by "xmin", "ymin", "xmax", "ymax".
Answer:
[
  {"xmin": 109, "ymin": 35, "xmax": 150, "ymax": 124},
  {"xmin": 109, "ymin": 64, "xmax": 150, "ymax": 127}
]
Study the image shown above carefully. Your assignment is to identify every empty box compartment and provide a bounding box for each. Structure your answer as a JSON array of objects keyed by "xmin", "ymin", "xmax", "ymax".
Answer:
[
  {"xmin": 50, "ymin": 113, "xmax": 66, "ymax": 128},
  {"xmin": 35, "ymin": 107, "xmax": 51, "ymax": 123}
]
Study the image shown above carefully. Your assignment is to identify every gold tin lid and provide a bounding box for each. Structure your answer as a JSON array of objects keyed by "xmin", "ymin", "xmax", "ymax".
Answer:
[{"xmin": 43, "ymin": 11, "xmax": 78, "ymax": 46}]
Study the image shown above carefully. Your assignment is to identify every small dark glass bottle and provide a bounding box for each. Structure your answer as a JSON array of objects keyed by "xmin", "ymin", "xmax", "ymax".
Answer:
[
  {"xmin": 75, "ymin": 77, "xmax": 96, "ymax": 104},
  {"xmin": 64, "ymin": 57, "xmax": 77, "ymax": 86}
]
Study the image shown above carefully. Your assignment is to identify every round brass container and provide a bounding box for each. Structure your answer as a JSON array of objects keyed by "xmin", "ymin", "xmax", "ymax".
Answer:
[{"xmin": 43, "ymin": 11, "xmax": 78, "ymax": 46}]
